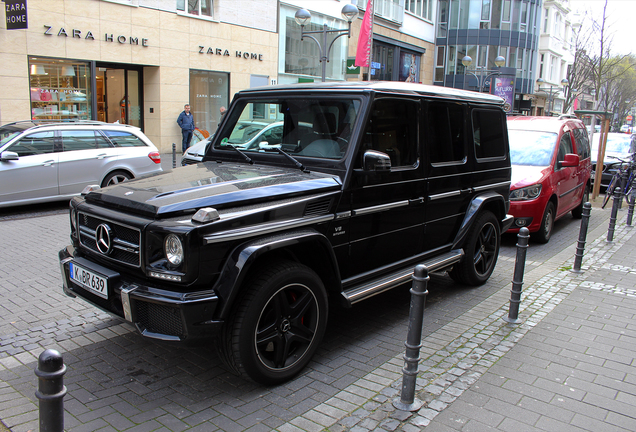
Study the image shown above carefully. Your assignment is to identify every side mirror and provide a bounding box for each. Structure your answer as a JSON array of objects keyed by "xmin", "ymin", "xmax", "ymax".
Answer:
[
  {"xmin": 560, "ymin": 153, "xmax": 579, "ymax": 168},
  {"xmin": 0, "ymin": 151, "xmax": 19, "ymax": 162},
  {"xmin": 363, "ymin": 150, "xmax": 391, "ymax": 172}
]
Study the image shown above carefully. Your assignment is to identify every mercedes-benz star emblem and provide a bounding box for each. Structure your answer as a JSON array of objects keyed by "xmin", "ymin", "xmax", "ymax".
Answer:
[{"xmin": 95, "ymin": 223, "xmax": 113, "ymax": 255}]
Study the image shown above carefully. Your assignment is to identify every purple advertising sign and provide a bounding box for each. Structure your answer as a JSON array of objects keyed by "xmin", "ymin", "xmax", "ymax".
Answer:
[{"xmin": 492, "ymin": 75, "xmax": 515, "ymax": 113}]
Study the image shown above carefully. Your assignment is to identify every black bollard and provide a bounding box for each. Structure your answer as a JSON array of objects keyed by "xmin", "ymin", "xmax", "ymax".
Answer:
[
  {"xmin": 393, "ymin": 265, "xmax": 429, "ymax": 412},
  {"xmin": 572, "ymin": 202, "xmax": 592, "ymax": 272},
  {"xmin": 503, "ymin": 227, "xmax": 529, "ymax": 324},
  {"xmin": 607, "ymin": 178, "xmax": 623, "ymax": 242},
  {"xmin": 35, "ymin": 349, "xmax": 67, "ymax": 432},
  {"xmin": 172, "ymin": 143, "xmax": 177, "ymax": 169}
]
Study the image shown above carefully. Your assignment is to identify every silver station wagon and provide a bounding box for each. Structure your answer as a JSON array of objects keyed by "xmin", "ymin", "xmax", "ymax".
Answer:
[{"xmin": 0, "ymin": 121, "xmax": 162, "ymax": 208}]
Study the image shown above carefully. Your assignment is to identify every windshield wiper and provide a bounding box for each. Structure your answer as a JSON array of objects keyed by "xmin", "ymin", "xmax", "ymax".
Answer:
[
  {"xmin": 228, "ymin": 145, "xmax": 253, "ymax": 164},
  {"xmin": 272, "ymin": 147, "xmax": 310, "ymax": 173}
]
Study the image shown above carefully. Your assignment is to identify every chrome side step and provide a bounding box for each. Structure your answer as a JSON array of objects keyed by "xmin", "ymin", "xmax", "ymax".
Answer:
[{"xmin": 341, "ymin": 249, "xmax": 464, "ymax": 306}]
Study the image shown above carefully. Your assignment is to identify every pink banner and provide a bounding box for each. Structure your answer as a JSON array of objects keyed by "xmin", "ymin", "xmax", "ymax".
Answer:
[{"xmin": 355, "ymin": 0, "xmax": 373, "ymax": 67}]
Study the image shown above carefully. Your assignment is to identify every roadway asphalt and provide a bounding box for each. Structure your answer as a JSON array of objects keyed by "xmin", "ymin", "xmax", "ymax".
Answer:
[{"xmin": 1, "ymin": 175, "xmax": 634, "ymax": 431}]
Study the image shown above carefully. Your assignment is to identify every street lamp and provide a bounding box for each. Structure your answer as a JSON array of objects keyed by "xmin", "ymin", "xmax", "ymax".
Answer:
[
  {"xmin": 294, "ymin": 4, "xmax": 358, "ymax": 82},
  {"xmin": 461, "ymin": 55, "xmax": 506, "ymax": 92},
  {"xmin": 536, "ymin": 78, "xmax": 568, "ymax": 115}
]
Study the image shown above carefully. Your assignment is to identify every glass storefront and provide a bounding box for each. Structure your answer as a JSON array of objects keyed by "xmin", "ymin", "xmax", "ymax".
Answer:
[
  {"xmin": 189, "ymin": 70, "xmax": 230, "ymax": 137},
  {"xmin": 279, "ymin": 4, "xmax": 349, "ymax": 84},
  {"xmin": 29, "ymin": 57, "xmax": 92, "ymax": 121},
  {"xmin": 369, "ymin": 42, "xmax": 422, "ymax": 82},
  {"xmin": 95, "ymin": 65, "xmax": 142, "ymax": 128}
]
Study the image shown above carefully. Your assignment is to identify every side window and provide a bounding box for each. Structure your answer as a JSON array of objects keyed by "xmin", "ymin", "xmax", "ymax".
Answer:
[
  {"xmin": 427, "ymin": 101, "xmax": 465, "ymax": 164},
  {"xmin": 556, "ymin": 131, "xmax": 573, "ymax": 168},
  {"xmin": 8, "ymin": 131, "xmax": 56, "ymax": 157},
  {"xmin": 103, "ymin": 130, "xmax": 147, "ymax": 147},
  {"xmin": 472, "ymin": 109, "xmax": 507, "ymax": 160},
  {"xmin": 574, "ymin": 128, "xmax": 590, "ymax": 160},
  {"xmin": 361, "ymin": 98, "xmax": 419, "ymax": 167},
  {"xmin": 61, "ymin": 131, "xmax": 111, "ymax": 152}
]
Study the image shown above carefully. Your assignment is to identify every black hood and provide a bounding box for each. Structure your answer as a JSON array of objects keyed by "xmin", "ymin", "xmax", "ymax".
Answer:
[{"xmin": 83, "ymin": 162, "xmax": 342, "ymax": 218}]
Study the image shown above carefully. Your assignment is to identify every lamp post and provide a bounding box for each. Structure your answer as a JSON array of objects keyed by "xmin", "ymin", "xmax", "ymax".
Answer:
[
  {"xmin": 536, "ymin": 78, "xmax": 568, "ymax": 116},
  {"xmin": 294, "ymin": 4, "xmax": 358, "ymax": 82},
  {"xmin": 461, "ymin": 55, "xmax": 506, "ymax": 92}
]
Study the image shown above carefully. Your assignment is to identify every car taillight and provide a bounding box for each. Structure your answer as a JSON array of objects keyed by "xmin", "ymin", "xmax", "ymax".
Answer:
[{"xmin": 148, "ymin": 152, "xmax": 161, "ymax": 164}]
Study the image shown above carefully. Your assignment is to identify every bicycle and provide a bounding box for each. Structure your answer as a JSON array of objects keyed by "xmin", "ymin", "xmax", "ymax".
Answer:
[{"xmin": 601, "ymin": 153, "xmax": 636, "ymax": 209}]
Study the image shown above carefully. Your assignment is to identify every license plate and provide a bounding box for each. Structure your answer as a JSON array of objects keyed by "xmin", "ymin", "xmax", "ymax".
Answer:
[{"xmin": 70, "ymin": 262, "xmax": 109, "ymax": 299}]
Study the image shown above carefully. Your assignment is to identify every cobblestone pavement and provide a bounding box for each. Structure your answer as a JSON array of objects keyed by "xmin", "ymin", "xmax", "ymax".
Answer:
[{"xmin": 0, "ymin": 201, "xmax": 631, "ymax": 431}]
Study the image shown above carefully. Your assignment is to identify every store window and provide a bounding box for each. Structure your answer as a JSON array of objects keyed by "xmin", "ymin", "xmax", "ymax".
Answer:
[
  {"xmin": 189, "ymin": 70, "xmax": 229, "ymax": 138},
  {"xmin": 29, "ymin": 58, "xmax": 92, "ymax": 121},
  {"xmin": 280, "ymin": 4, "xmax": 348, "ymax": 83},
  {"xmin": 406, "ymin": 0, "xmax": 433, "ymax": 20},
  {"xmin": 176, "ymin": 0, "xmax": 212, "ymax": 17}
]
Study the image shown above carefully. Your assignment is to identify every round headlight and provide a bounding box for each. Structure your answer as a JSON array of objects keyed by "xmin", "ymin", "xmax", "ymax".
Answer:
[{"xmin": 164, "ymin": 234, "xmax": 184, "ymax": 266}]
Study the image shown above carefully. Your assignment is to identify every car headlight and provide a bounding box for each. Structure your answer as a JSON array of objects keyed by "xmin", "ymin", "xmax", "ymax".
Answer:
[
  {"xmin": 164, "ymin": 234, "xmax": 184, "ymax": 266},
  {"xmin": 510, "ymin": 184, "xmax": 542, "ymax": 201}
]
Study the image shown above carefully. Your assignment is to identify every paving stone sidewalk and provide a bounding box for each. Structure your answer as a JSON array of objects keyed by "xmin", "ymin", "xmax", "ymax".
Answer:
[
  {"xmin": 273, "ymin": 212, "xmax": 636, "ymax": 431},
  {"xmin": 0, "ymin": 203, "xmax": 631, "ymax": 431}
]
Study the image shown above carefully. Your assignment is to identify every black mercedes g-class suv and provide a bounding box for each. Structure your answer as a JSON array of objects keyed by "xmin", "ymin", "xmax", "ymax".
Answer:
[{"xmin": 59, "ymin": 82, "xmax": 512, "ymax": 384}]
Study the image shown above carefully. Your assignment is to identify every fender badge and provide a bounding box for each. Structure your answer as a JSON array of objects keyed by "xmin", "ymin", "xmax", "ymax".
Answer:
[{"xmin": 125, "ymin": 191, "xmax": 134, "ymax": 196}]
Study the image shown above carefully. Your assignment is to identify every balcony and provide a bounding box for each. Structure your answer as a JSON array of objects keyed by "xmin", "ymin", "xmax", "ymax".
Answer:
[{"xmin": 360, "ymin": 0, "xmax": 404, "ymax": 25}]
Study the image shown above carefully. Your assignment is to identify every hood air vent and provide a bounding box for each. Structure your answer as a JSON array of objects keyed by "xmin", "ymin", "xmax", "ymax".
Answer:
[{"xmin": 304, "ymin": 199, "xmax": 332, "ymax": 217}]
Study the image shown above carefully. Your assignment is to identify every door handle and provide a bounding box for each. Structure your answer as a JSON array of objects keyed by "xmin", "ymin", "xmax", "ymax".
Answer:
[
  {"xmin": 96, "ymin": 153, "xmax": 107, "ymax": 159},
  {"xmin": 409, "ymin": 197, "xmax": 424, "ymax": 205},
  {"xmin": 42, "ymin": 160, "xmax": 55, "ymax": 167},
  {"xmin": 460, "ymin": 188, "xmax": 473, "ymax": 194}
]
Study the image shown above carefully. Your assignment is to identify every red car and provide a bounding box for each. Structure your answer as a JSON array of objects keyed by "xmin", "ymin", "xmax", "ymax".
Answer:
[{"xmin": 507, "ymin": 116, "xmax": 592, "ymax": 243}]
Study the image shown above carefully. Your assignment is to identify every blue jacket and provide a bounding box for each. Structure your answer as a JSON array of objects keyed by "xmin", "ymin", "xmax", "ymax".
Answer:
[{"xmin": 177, "ymin": 111, "xmax": 195, "ymax": 131}]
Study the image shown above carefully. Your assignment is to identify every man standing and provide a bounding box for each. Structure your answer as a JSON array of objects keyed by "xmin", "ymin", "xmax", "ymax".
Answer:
[{"xmin": 177, "ymin": 104, "xmax": 195, "ymax": 152}]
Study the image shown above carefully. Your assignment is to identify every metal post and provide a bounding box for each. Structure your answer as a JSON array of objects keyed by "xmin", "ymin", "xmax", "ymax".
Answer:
[
  {"xmin": 572, "ymin": 203, "xmax": 592, "ymax": 272},
  {"xmin": 393, "ymin": 265, "xmax": 429, "ymax": 412},
  {"xmin": 35, "ymin": 349, "xmax": 67, "ymax": 432},
  {"xmin": 172, "ymin": 143, "xmax": 176, "ymax": 169},
  {"xmin": 503, "ymin": 227, "xmax": 529, "ymax": 324},
  {"xmin": 607, "ymin": 179, "xmax": 623, "ymax": 242}
]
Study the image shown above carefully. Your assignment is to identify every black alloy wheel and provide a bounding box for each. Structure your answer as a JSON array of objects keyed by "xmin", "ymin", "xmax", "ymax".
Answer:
[
  {"xmin": 449, "ymin": 211, "xmax": 500, "ymax": 286},
  {"xmin": 219, "ymin": 261, "xmax": 328, "ymax": 385}
]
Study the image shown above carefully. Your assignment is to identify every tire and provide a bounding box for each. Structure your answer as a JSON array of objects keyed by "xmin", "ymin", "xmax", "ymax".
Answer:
[
  {"xmin": 572, "ymin": 184, "xmax": 589, "ymax": 219},
  {"xmin": 218, "ymin": 261, "xmax": 328, "ymax": 385},
  {"xmin": 536, "ymin": 201, "xmax": 555, "ymax": 244},
  {"xmin": 449, "ymin": 211, "xmax": 500, "ymax": 286},
  {"xmin": 102, "ymin": 170, "xmax": 132, "ymax": 187}
]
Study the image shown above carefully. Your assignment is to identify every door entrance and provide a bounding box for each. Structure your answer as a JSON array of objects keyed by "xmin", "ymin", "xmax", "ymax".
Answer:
[{"xmin": 95, "ymin": 65, "xmax": 142, "ymax": 128}]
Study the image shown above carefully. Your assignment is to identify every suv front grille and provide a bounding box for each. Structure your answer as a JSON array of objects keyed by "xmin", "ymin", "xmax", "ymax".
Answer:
[{"xmin": 78, "ymin": 212, "xmax": 141, "ymax": 267}]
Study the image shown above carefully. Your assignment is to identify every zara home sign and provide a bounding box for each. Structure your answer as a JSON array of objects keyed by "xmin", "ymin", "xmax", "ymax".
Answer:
[
  {"xmin": 5, "ymin": 0, "xmax": 28, "ymax": 30},
  {"xmin": 44, "ymin": 25, "xmax": 149, "ymax": 46}
]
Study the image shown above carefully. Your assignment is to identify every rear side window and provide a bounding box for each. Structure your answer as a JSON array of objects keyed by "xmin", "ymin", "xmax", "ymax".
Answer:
[
  {"xmin": 427, "ymin": 101, "xmax": 465, "ymax": 164},
  {"xmin": 362, "ymin": 98, "xmax": 419, "ymax": 167},
  {"xmin": 61, "ymin": 131, "xmax": 112, "ymax": 151},
  {"xmin": 8, "ymin": 131, "xmax": 56, "ymax": 156},
  {"xmin": 103, "ymin": 130, "xmax": 148, "ymax": 147},
  {"xmin": 472, "ymin": 109, "xmax": 507, "ymax": 160},
  {"xmin": 573, "ymin": 128, "xmax": 590, "ymax": 160}
]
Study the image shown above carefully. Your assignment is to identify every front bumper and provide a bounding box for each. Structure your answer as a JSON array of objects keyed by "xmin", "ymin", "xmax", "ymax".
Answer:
[{"xmin": 59, "ymin": 245, "xmax": 222, "ymax": 342}]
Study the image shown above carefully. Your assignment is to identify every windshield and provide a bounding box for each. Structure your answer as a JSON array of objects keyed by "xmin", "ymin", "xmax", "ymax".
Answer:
[
  {"xmin": 215, "ymin": 98, "xmax": 361, "ymax": 160},
  {"xmin": 0, "ymin": 131, "xmax": 21, "ymax": 147},
  {"xmin": 508, "ymin": 130, "xmax": 557, "ymax": 166},
  {"xmin": 591, "ymin": 134, "xmax": 636, "ymax": 154}
]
